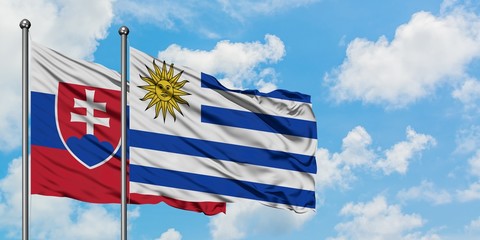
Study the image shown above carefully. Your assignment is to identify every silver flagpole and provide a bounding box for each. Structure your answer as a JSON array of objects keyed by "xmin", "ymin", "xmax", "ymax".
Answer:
[
  {"xmin": 119, "ymin": 25, "xmax": 129, "ymax": 240},
  {"xmin": 20, "ymin": 19, "xmax": 31, "ymax": 240}
]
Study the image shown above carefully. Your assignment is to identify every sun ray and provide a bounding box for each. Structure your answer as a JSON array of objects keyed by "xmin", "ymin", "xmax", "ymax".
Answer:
[
  {"xmin": 161, "ymin": 101, "xmax": 168, "ymax": 121},
  {"xmin": 174, "ymin": 96, "xmax": 189, "ymax": 105},
  {"xmin": 170, "ymin": 71, "xmax": 183, "ymax": 85},
  {"xmin": 153, "ymin": 60, "xmax": 162, "ymax": 78},
  {"xmin": 167, "ymin": 63, "xmax": 174, "ymax": 80},
  {"xmin": 174, "ymin": 80, "xmax": 188, "ymax": 89},
  {"xmin": 140, "ymin": 75, "xmax": 155, "ymax": 85},
  {"xmin": 167, "ymin": 103, "xmax": 176, "ymax": 121},
  {"xmin": 154, "ymin": 100, "xmax": 161, "ymax": 118},
  {"xmin": 146, "ymin": 96, "xmax": 160, "ymax": 110},
  {"xmin": 161, "ymin": 61, "xmax": 167, "ymax": 81},
  {"xmin": 146, "ymin": 66, "xmax": 160, "ymax": 83},
  {"xmin": 140, "ymin": 85, "xmax": 156, "ymax": 90},
  {"xmin": 140, "ymin": 92, "xmax": 155, "ymax": 101},
  {"xmin": 169, "ymin": 99, "xmax": 183, "ymax": 115},
  {"xmin": 173, "ymin": 89, "xmax": 190, "ymax": 96}
]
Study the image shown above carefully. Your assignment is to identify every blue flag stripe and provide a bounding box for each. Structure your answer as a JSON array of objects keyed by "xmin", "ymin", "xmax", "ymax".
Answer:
[
  {"xmin": 130, "ymin": 129, "xmax": 317, "ymax": 174},
  {"xmin": 130, "ymin": 164, "xmax": 316, "ymax": 208},
  {"xmin": 201, "ymin": 105, "xmax": 317, "ymax": 139},
  {"xmin": 201, "ymin": 73, "xmax": 312, "ymax": 103}
]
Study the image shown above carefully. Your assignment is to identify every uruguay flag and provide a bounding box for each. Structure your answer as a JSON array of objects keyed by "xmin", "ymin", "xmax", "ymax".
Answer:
[{"xmin": 129, "ymin": 47, "xmax": 317, "ymax": 213}]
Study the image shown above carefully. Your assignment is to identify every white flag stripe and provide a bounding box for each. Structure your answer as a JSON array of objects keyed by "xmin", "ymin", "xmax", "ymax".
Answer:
[
  {"xmin": 130, "ymin": 47, "xmax": 315, "ymax": 122},
  {"xmin": 31, "ymin": 42, "xmax": 120, "ymax": 93},
  {"xmin": 130, "ymin": 106, "xmax": 315, "ymax": 155},
  {"xmin": 205, "ymin": 89, "xmax": 315, "ymax": 121},
  {"xmin": 130, "ymin": 182, "xmax": 312, "ymax": 213},
  {"xmin": 131, "ymin": 147, "xmax": 315, "ymax": 191}
]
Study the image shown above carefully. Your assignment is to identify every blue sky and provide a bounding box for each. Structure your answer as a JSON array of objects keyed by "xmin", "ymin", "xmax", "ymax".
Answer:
[{"xmin": 1, "ymin": 0, "xmax": 480, "ymax": 239}]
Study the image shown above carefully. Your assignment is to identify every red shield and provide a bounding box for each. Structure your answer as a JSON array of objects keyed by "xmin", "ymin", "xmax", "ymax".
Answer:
[{"xmin": 56, "ymin": 82, "xmax": 121, "ymax": 169}]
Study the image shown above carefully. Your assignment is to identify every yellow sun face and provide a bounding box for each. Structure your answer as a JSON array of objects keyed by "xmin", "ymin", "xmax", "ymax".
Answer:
[{"xmin": 139, "ymin": 60, "xmax": 190, "ymax": 121}]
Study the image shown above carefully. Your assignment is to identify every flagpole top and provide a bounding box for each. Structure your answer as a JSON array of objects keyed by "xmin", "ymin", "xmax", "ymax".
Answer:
[
  {"xmin": 119, "ymin": 26, "xmax": 129, "ymax": 36},
  {"xmin": 19, "ymin": 19, "xmax": 31, "ymax": 29}
]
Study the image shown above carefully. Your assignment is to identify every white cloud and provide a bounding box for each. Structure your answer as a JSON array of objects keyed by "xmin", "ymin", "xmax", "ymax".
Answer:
[
  {"xmin": 4, "ymin": 0, "xmax": 114, "ymax": 60},
  {"xmin": 217, "ymin": 0, "xmax": 319, "ymax": 21},
  {"xmin": 116, "ymin": 0, "xmax": 318, "ymax": 38},
  {"xmin": 457, "ymin": 182, "xmax": 480, "ymax": 202},
  {"xmin": 452, "ymin": 78, "xmax": 480, "ymax": 111},
  {"xmin": 315, "ymin": 126, "xmax": 375, "ymax": 190},
  {"xmin": 254, "ymin": 68, "xmax": 279, "ymax": 93},
  {"xmin": 375, "ymin": 127, "xmax": 436, "ymax": 175},
  {"xmin": 397, "ymin": 180, "xmax": 452, "ymax": 205},
  {"xmin": 155, "ymin": 228, "xmax": 182, "ymax": 240},
  {"xmin": 465, "ymin": 216, "xmax": 480, "ymax": 233},
  {"xmin": 468, "ymin": 150, "xmax": 480, "ymax": 177},
  {"xmin": 158, "ymin": 34, "xmax": 285, "ymax": 90},
  {"xmin": 0, "ymin": 157, "xmax": 119, "ymax": 239},
  {"xmin": 328, "ymin": 196, "xmax": 430, "ymax": 240},
  {"xmin": 455, "ymin": 125, "xmax": 480, "ymax": 154},
  {"xmin": 456, "ymin": 149, "xmax": 480, "ymax": 202},
  {"xmin": 403, "ymin": 232, "xmax": 442, "ymax": 240},
  {"xmin": 34, "ymin": 203, "xmax": 119, "ymax": 240},
  {"xmin": 127, "ymin": 206, "xmax": 141, "ymax": 232},
  {"xmin": 0, "ymin": 0, "xmax": 114, "ymax": 151},
  {"xmin": 0, "ymin": 158, "xmax": 22, "ymax": 232},
  {"xmin": 326, "ymin": 7, "xmax": 480, "ymax": 108},
  {"xmin": 315, "ymin": 148, "xmax": 354, "ymax": 190},
  {"xmin": 440, "ymin": 0, "xmax": 459, "ymax": 13},
  {"xmin": 115, "ymin": 0, "xmax": 194, "ymax": 29},
  {"xmin": 339, "ymin": 126, "xmax": 376, "ymax": 167},
  {"xmin": 209, "ymin": 201, "xmax": 315, "ymax": 240},
  {"xmin": 434, "ymin": 216, "xmax": 480, "ymax": 240},
  {"xmin": 128, "ymin": 206, "xmax": 140, "ymax": 219},
  {"xmin": 316, "ymin": 126, "xmax": 436, "ymax": 190},
  {"xmin": 117, "ymin": 0, "xmax": 319, "ymax": 27}
]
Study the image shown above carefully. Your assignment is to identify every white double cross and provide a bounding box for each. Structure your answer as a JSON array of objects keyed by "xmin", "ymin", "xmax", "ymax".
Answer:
[{"xmin": 70, "ymin": 89, "xmax": 110, "ymax": 135}]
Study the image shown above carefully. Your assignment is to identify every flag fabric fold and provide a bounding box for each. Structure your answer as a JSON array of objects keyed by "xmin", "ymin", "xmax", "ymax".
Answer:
[
  {"xmin": 129, "ymin": 47, "xmax": 317, "ymax": 213},
  {"xmin": 30, "ymin": 42, "xmax": 225, "ymax": 215}
]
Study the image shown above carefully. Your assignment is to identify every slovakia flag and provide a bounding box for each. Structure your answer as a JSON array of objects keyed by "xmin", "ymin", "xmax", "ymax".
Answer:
[
  {"xmin": 31, "ymin": 42, "xmax": 124, "ymax": 203},
  {"xmin": 30, "ymin": 42, "xmax": 225, "ymax": 215}
]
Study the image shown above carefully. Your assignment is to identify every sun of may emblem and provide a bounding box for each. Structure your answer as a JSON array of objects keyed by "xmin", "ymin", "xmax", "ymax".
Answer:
[{"xmin": 139, "ymin": 60, "xmax": 190, "ymax": 121}]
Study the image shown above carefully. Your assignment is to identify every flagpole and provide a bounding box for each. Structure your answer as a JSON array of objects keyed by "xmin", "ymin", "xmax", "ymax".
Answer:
[
  {"xmin": 119, "ymin": 25, "xmax": 129, "ymax": 240},
  {"xmin": 20, "ymin": 18, "xmax": 31, "ymax": 240}
]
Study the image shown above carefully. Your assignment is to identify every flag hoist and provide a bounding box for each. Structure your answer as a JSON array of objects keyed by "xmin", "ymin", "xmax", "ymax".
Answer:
[
  {"xmin": 20, "ymin": 18, "xmax": 31, "ymax": 240},
  {"xmin": 119, "ymin": 25, "xmax": 129, "ymax": 240}
]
